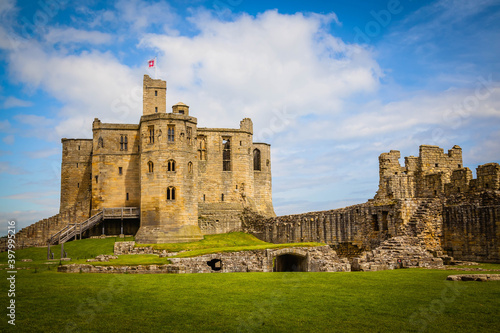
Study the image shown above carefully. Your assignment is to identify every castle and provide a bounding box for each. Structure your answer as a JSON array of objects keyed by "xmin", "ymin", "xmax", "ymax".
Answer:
[
  {"xmin": 16, "ymin": 75, "xmax": 275, "ymax": 245},
  {"xmin": 5, "ymin": 75, "xmax": 500, "ymax": 265}
]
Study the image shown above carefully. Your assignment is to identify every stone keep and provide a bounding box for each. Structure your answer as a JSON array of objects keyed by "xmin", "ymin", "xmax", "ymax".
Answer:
[{"xmin": 59, "ymin": 75, "xmax": 275, "ymax": 243}]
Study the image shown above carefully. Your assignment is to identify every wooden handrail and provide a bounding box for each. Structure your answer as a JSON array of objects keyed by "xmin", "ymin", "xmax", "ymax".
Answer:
[{"xmin": 48, "ymin": 207, "xmax": 139, "ymax": 245}]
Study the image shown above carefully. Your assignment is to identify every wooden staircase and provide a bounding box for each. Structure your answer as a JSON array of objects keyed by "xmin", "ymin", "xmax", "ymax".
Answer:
[
  {"xmin": 48, "ymin": 207, "xmax": 139, "ymax": 245},
  {"xmin": 49, "ymin": 211, "xmax": 103, "ymax": 245}
]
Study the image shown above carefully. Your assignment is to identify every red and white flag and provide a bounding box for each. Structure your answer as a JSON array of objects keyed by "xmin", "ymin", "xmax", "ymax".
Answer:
[{"xmin": 148, "ymin": 59, "xmax": 155, "ymax": 68}]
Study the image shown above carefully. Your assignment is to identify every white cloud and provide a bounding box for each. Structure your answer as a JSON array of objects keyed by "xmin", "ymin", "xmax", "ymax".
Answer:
[
  {"xmin": 115, "ymin": 0, "xmax": 179, "ymax": 33},
  {"xmin": 141, "ymin": 10, "xmax": 381, "ymax": 132},
  {"xmin": 2, "ymin": 96, "xmax": 33, "ymax": 108},
  {"xmin": 44, "ymin": 27, "xmax": 112, "ymax": 45},
  {"xmin": 0, "ymin": 161, "xmax": 24, "ymax": 175},
  {"xmin": 27, "ymin": 148, "xmax": 60, "ymax": 159},
  {"xmin": 0, "ymin": 119, "xmax": 11, "ymax": 132},
  {"xmin": 2, "ymin": 135, "xmax": 14, "ymax": 144}
]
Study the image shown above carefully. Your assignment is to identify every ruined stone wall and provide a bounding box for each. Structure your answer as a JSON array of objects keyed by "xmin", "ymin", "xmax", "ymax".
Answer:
[
  {"xmin": 443, "ymin": 190, "xmax": 500, "ymax": 262},
  {"xmin": 476, "ymin": 163, "xmax": 500, "ymax": 190},
  {"xmin": 244, "ymin": 197, "xmax": 446, "ymax": 253},
  {"xmin": 416, "ymin": 145, "xmax": 462, "ymax": 197},
  {"xmin": 375, "ymin": 145, "xmax": 464, "ymax": 200},
  {"xmin": 4, "ymin": 202, "xmax": 89, "ymax": 249},
  {"xmin": 244, "ymin": 203, "xmax": 401, "ymax": 250}
]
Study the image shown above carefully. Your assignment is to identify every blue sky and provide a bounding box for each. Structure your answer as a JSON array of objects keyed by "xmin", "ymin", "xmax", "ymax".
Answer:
[{"xmin": 0, "ymin": 0, "xmax": 499, "ymax": 235}]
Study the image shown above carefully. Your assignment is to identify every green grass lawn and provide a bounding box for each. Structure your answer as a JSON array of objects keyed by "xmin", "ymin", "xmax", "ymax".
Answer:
[
  {"xmin": 1, "ymin": 235, "xmax": 499, "ymax": 332},
  {"xmin": 0, "ymin": 268, "xmax": 499, "ymax": 332}
]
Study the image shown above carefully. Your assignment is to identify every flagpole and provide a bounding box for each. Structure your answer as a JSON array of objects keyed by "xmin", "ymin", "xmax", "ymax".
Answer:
[{"xmin": 155, "ymin": 56, "xmax": 157, "ymax": 79}]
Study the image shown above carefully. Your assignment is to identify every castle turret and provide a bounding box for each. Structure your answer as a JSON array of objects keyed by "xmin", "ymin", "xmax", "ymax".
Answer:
[
  {"xmin": 135, "ymin": 77, "xmax": 202, "ymax": 243},
  {"xmin": 143, "ymin": 75, "xmax": 167, "ymax": 115}
]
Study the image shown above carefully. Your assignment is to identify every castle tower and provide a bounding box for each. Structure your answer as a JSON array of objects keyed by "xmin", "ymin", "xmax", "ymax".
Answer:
[{"xmin": 135, "ymin": 75, "xmax": 203, "ymax": 243}]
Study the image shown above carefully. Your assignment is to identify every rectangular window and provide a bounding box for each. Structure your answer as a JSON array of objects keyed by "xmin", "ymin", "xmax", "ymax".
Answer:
[
  {"xmin": 155, "ymin": 90, "xmax": 158, "ymax": 96},
  {"xmin": 187, "ymin": 127, "xmax": 192, "ymax": 145},
  {"xmin": 126, "ymin": 193, "xmax": 129, "ymax": 201},
  {"xmin": 76, "ymin": 163, "xmax": 79, "ymax": 168},
  {"xmin": 155, "ymin": 107, "xmax": 158, "ymax": 113},
  {"xmin": 120, "ymin": 135, "xmax": 128, "ymax": 150},
  {"xmin": 222, "ymin": 137, "xmax": 231, "ymax": 171},
  {"xmin": 119, "ymin": 167, "xmax": 123, "ymax": 175},
  {"xmin": 168, "ymin": 125, "xmax": 175, "ymax": 142},
  {"xmin": 148, "ymin": 126, "xmax": 154, "ymax": 144}
]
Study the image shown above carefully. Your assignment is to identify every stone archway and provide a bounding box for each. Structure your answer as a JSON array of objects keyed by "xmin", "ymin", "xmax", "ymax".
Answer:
[
  {"xmin": 272, "ymin": 248, "xmax": 308, "ymax": 272},
  {"xmin": 274, "ymin": 254, "xmax": 307, "ymax": 272}
]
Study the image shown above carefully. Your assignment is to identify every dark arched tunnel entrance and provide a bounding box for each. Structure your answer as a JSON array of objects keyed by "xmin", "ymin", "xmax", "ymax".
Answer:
[{"xmin": 274, "ymin": 254, "xmax": 307, "ymax": 272}]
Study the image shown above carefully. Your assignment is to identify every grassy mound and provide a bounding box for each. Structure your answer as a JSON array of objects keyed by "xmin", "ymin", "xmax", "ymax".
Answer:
[
  {"xmin": 137, "ymin": 232, "xmax": 324, "ymax": 258},
  {"xmin": 0, "ymin": 233, "xmax": 323, "ymax": 267}
]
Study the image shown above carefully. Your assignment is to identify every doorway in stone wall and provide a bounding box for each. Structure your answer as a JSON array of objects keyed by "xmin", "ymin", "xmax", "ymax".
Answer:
[{"xmin": 274, "ymin": 254, "xmax": 307, "ymax": 272}]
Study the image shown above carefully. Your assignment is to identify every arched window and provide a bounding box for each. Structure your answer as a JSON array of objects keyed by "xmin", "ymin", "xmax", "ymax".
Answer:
[
  {"xmin": 148, "ymin": 161, "xmax": 154, "ymax": 173},
  {"xmin": 188, "ymin": 161, "xmax": 193, "ymax": 173},
  {"xmin": 167, "ymin": 160, "xmax": 176, "ymax": 172},
  {"xmin": 221, "ymin": 193, "xmax": 224, "ymax": 201},
  {"xmin": 253, "ymin": 149, "xmax": 261, "ymax": 171},
  {"xmin": 167, "ymin": 187, "xmax": 176, "ymax": 200}
]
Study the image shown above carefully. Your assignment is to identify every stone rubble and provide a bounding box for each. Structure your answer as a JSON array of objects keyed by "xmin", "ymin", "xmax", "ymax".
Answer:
[
  {"xmin": 446, "ymin": 274, "xmax": 500, "ymax": 281},
  {"xmin": 351, "ymin": 236, "xmax": 444, "ymax": 271}
]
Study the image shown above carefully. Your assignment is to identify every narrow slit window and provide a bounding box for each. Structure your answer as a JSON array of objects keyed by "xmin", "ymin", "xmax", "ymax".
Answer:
[
  {"xmin": 222, "ymin": 137, "xmax": 231, "ymax": 171},
  {"xmin": 148, "ymin": 161, "xmax": 154, "ymax": 173},
  {"xmin": 221, "ymin": 193, "xmax": 224, "ymax": 201},
  {"xmin": 119, "ymin": 167, "xmax": 123, "ymax": 175},
  {"xmin": 188, "ymin": 161, "xmax": 193, "ymax": 173},
  {"xmin": 203, "ymin": 194, "xmax": 206, "ymax": 202},
  {"xmin": 76, "ymin": 163, "xmax": 79, "ymax": 168},
  {"xmin": 95, "ymin": 175, "xmax": 99, "ymax": 184},
  {"xmin": 155, "ymin": 90, "xmax": 158, "ymax": 96},
  {"xmin": 126, "ymin": 193, "xmax": 129, "ymax": 201},
  {"xmin": 155, "ymin": 107, "xmax": 158, "ymax": 113},
  {"xmin": 77, "ymin": 183, "xmax": 79, "ymax": 188}
]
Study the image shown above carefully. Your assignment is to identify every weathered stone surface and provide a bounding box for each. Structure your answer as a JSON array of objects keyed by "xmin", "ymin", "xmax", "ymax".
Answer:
[
  {"xmin": 62, "ymin": 245, "xmax": 350, "ymax": 273},
  {"xmin": 86, "ymin": 254, "xmax": 118, "ymax": 262},
  {"xmin": 446, "ymin": 274, "xmax": 500, "ymax": 281},
  {"xmin": 351, "ymin": 236, "xmax": 444, "ymax": 271}
]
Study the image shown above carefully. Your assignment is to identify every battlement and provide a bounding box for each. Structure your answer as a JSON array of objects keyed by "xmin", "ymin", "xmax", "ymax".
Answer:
[{"xmin": 375, "ymin": 145, "xmax": 468, "ymax": 200}]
